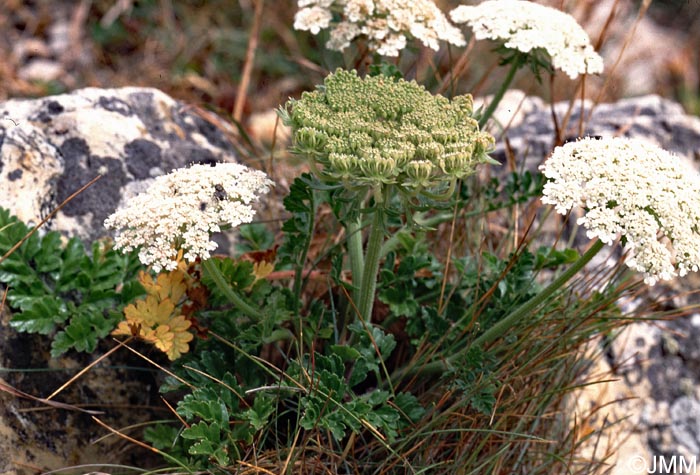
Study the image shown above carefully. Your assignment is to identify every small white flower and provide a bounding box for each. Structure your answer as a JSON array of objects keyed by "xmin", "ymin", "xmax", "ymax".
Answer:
[
  {"xmin": 327, "ymin": 21, "xmax": 362, "ymax": 51},
  {"xmin": 105, "ymin": 163, "xmax": 273, "ymax": 273},
  {"xmin": 294, "ymin": 6, "xmax": 333, "ymax": 35},
  {"xmin": 540, "ymin": 137, "xmax": 700, "ymax": 285},
  {"xmin": 293, "ymin": 0, "xmax": 465, "ymax": 57},
  {"xmin": 451, "ymin": 0, "xmax": 604, "ymax": 79},
  {"xmin": 374, "ymin": 32, "xmax": 407, "ymax": 57},
  {"xmin": 345, "ymin": 0, "xmax": 374, "ymax": 23}
]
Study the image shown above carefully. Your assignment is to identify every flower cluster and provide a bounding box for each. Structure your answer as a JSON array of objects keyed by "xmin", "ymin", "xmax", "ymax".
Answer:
[
  {"xmin": 105, "ymin": 163, "xmax": 273, "ymax": 272},
  {"xmin": 281, "ymin": 69, "xmax": 494, "ymax": 200},
  {"xmin": 294, "ymin": 0, "xmax": 465, "ymax": 57},
  {"xmin": 450, "ymin": 0, "xmax": 604, "ymax": 79},
  {"xmin": 540, "ymin": 137, "xmax": 700, "ymax": 285}
]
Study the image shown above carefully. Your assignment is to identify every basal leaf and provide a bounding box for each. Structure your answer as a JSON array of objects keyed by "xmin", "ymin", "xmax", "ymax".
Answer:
[{"xmin": 9, "ymin": 296, "xmax": 68, "ymax": 334}]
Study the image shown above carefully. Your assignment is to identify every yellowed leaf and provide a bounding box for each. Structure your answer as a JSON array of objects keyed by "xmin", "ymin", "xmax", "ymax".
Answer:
[
  {"xmin": 155, "ymin": 270, "xmax": 188, "ymax": 302},
  {"xmin": 253, "ymin": 261, "xmax": 275, "ymax": 282},
  {"xmin": 112, "ymin": 320, "xmax": 135, "ymax": 337},
  {"xmin": 165, "ymin": 316, "xmax": 194, "ymax": 360},
  {"xmin": 147, "ymin": 325, "xmax": 175, "ymax": 353},
  {"xmin": 141, "ymin": 317, "xmax": 194, "ymax": 360},
  {"xmin": 123, "ymin": 295, "xmax": 175, "ymax": 327},
  {"xmin": 113, "ymin": 249, "xmax": 195, "ymax": 360}
]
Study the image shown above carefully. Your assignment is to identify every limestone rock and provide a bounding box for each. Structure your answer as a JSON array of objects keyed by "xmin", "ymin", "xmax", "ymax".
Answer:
[
  {"xmin": 0, "ymin": 87, "xmax": 240, "ymax": 246},
  {"xmin": 489, "ymin": 91, "xmax": 700, "ymax": 169}
]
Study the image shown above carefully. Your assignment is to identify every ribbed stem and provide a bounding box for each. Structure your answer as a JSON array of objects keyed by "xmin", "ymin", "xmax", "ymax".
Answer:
[
  {"xmin": 202, "ymin": 258, "xmax": 264, "ymax": 320},
  {"xmin": 357, "ymin": 208, "xmax": 385, "ymax": 322},
  {"xmin": 472, "ymin": 239, "xmax": 604, "ymax": 347},
  {"xmin": 346, "ymin": 217, "xmax": 365, "ymax": 306}
]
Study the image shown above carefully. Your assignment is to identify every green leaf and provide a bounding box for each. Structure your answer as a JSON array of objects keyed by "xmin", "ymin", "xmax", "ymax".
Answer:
[
  {"xmin": 50, "ymin": 310, "xmax": 116, "ymax": 357},
  {"xmin": 0, "ymin": 208, "xmax": 145, "ymax": 355},
  {"xmin": 379, "ymin": 284, "xmax": 419, "ymax": 317},
  {"xmin": 368, "ymin": 62, "xmax": 404, "ymax": 79},
  {"xmin": 178, "ymin": 389, "xmax": 230, "ymax": 425},
  {"xmin": 181, "ymin": 421, "xmax": 230, "ymax": 465},
  {"xmin": 33, "ymin": 231, "xmax": 63, "ymax": 273},
  {"xmin": 347, "ymin": 322, "xmax": 396, "ymax": 387},
  {"xmin": 237, "ymin": 222, "xmax": 274, "ymax": 253},
  {"xmin": 144, "ymin": 424, "xmax": 181, "ymax": 451},
  {"xmin": 394, "ymin": 392, "xmax": 425, "ymax": 423},
  {"xmin": 243, "ymin": 395, "xmax": 274, "ymax": 431},
  {"xmin": 330, "ymin": 345, "xmax": 361, "ymax": 361},
  {"xmin": 278, "ymin": 174, "xmax": 316, "ymax": 269},
  {"xmin": 201, "ymin": 257, "xmax": 256, "ymax": 305},
  {"xmin": 534, "ymin": 246, "xmax": 580, "ymax": 269},
  {"xmin": 9, "ymin": 296, "xmax": 67, "ymax": 334},
  {"xmin": 181, "ymin": 420, "xmax": 222, "ymax": 442}
]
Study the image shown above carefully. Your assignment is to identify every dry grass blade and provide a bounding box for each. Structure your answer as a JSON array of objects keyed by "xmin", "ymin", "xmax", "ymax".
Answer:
[
  {"xmin": 234, "ymin": 0, "xmax": 265, "ymax": 123},
  {"xmin": 592, "ymin": 0, "xmax": 653, "ymax": 109},
  {"xmin": 116, "ymin": 339, "xmax": 194, "ymax": 390},
  {"xmin": 0, "ymin": 378, "xmax": 103, "ymax": 415},
  {"xmin": 91, "ymin": 416, "xmax": 162, "ymax": 455}
]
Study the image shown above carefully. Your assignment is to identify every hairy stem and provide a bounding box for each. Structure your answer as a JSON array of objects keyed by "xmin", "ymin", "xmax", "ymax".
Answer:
[{"xmin": 346, "ymin": 217, "xmax": 365, "ymax": 306}]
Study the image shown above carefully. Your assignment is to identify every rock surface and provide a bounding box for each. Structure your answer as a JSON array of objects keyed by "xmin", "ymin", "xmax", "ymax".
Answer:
[
  {"xmin": 487, "ymin": 90, "xmax": 700, "ymax": 168},
  {"xmin": 0, "ymin": 87, "xmax": 243, "ymax": 474},
  {"xmin": 0, "ymin": 86, "xmax": 240, "ymax": 245},
  {"xmin": 488, "ymin": 91, "xmax": 700, "ymax": 475}
]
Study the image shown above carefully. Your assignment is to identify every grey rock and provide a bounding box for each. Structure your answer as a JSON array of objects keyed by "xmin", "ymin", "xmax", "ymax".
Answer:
[
  {"xmin": 490, "ymin": 92, "xmax": 700, "ymax": 168},
  {"xmin": 0, "ymin": 87, "xmax": 239, "ymax": 246},
  {"xmin": 671, "ymin": 397, "xmax": 700, "ymax": 455}
]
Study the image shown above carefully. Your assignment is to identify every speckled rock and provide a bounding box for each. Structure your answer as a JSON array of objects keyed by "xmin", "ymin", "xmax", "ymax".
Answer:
[
  {"xmin": 488, "ymin": 91, "xmax": 700, "ymax": 169},
  {"xmin": 0, "ymin": 86, "xmax": 240, "ymax": 245}
]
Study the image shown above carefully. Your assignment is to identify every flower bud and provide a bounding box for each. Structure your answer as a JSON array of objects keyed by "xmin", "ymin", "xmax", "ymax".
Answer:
[{"xmin": 406, "ymin": 160, "xmax": 434, "ymax": 188}]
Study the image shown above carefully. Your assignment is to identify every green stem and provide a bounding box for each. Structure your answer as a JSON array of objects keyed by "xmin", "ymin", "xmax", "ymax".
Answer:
[
  {"xmin": 292, "ymin": 190, "xmax": 316, "ymax": 316},
  {"xmin": 346, "ymin": 217, "xmax": 365, "ymax": 305},
  {"xmin": 478, "ymin": 55, "xmax": 524, "ymax": 129},
  {"xmin": 396, "ymin": 239, "xmax": 605, "ymax": 380},
  {"xmin": 357, "ymin": 208, "xmax": 386, "ymax": 322},
  {"xmin": 201, "ymin": 259, "xmax": 264, "ymax": 320}
]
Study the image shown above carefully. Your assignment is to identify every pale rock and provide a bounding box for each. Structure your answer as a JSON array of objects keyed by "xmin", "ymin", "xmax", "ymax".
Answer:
[
  {"xmin": 0, "ymin": 86, "xmax": 241, "ymax": 247},
  {"xmin": 490, "ymin": 93, "xmax": 700, "ymax": 168},
  {"xmin": 17, "ymin": 59, "xmax": 64, "ymax": 83}
]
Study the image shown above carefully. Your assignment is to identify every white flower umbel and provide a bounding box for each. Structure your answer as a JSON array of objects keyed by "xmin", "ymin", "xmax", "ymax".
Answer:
[
  {"xmin": 294, "ymin": 0, "xmax": 465, "ymax": 57},
  {"xmin": 105, "ymin": 163, "xmax": 273, "ymax": 273},
  {"xmin": 540, "ymin": 137, "xmax": 700, "ymax": 285},
  {"xmin": 450, "ymin": 0, "xmax": 603, "ymax": 79}
]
